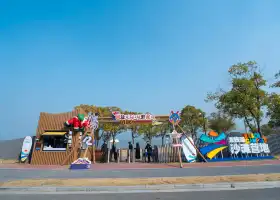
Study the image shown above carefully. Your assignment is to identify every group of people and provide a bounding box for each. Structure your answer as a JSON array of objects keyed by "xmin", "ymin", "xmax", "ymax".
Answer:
[
  {"xmin": 100, "ymin": 141, "xmax": 158, "ymax": 163},
  {"xmin": 129, "ymin": 141, "xmax": 158, "ymax": 163}
]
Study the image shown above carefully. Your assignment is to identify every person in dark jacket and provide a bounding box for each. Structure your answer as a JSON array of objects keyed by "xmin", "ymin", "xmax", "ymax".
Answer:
[
  {"xmin": 135, "ymin": 142, "xmax": 141, "ymax": 159},
  {"xmin": 111, "ymin": 144, "xmax": 117, "ymax": 162},
  {"xmin": 128, "ymin": 142, "xmax": 133, "ymax": 162},
  {"xmin": 145, "ymin": 141, "xmax": 153, "ymax": 163},
  {"xmin": 101, "ymin": 142, "xmax": 107, "ymax": 163},
  {"xmin": 128, "ymin": 142, "xmax": 133, "ymax": 151},
  {"xmin": 153, "ymin": 145, "xmax": 159, "ymax": 162}
]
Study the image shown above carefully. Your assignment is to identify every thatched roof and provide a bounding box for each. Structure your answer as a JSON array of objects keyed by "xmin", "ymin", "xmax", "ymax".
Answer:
[{"xmin": 36, "ymin": 108, "xmax": 87, "ymax": 137}]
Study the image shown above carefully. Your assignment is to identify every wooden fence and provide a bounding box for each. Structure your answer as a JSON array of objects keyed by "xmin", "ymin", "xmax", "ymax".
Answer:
[
  {"xmin": 157, "ymin": 145, "xmax": 181, "ymax": 163},
  {"xmin": 110, "ymin": 145, "xmax": 183, "ymax": 163}
]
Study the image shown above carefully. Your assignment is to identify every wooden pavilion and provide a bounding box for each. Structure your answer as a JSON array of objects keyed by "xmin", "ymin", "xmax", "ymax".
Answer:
[{"xmin": 30, "ymin": 109, "xmax": 170, "ymax": 165}]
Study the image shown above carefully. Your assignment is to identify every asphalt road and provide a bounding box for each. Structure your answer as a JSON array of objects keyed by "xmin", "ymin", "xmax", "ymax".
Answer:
[
  {"xmin": 0, "ymin": 188, "xmax": 279, "ymax": 200},
  {"xmin": 1, "ymin": 164, "xmax": 280, "ymax": 182}
]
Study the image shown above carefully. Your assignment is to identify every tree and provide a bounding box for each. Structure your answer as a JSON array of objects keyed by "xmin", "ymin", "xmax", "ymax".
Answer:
[
  {"xmin": 125, "ymin": 123, "xmax": 141, "ymax": 145},
  {"xmin": 180, "ymin": 105, "xmax": 206, "ymax": 138},
  {"xmin": 102, "ymin": 123, "xmax": 125, "ymax": 145},
  {"xmin": 268, "ymin": 71, "xmax": 280, "ymax": 129},
  {"xmin": 208, "ymin": 111, "xmax": 235, "ymax": 133},
  {"xmin": 206, "ymin": 61, "xmax": 269, "ymax": 134},
  {"xmin": 260, "ymin": 124, "xmax": 276, "ymax": 136},
  {"xmin": 267, "ymin": 93, "xmax": 280, "ymax": 128},
  {"xmin": 271, "ymin": 71, "xmax": 280, "ymax": 88},
  {"xmin": 156, "ymin": 122, "xmax": 172, "ymax": 146},
  {"xmin": 74, "ymin": 105, "xmax": 123, "ymax": 147},
  {"xmin": 138, "ymin": 124, "xmax": 159, "ymax": 143},
  {"xmin": 75, "ymin": 104, "xmax": 123, "ymax": 117},
  {"xmin": 121, "ymin": 111, "xmax": 143, "ymax": 145}
]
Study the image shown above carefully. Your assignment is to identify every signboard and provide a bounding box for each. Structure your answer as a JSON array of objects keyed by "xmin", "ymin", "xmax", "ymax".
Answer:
[
  {"xmin": 195, "ymin": 132, "xmax": 272, "ymax": 162},
  {"xmin": 112, "ymin": 111, "xmax": 155, "ymax": 124},
  {"xmin": 169, "ymin": 111, "xmax": 181, "ymax": 125},
  {"xmin": 228, "ymin": 133, "xmax": 270, "ymax": 157},
  {"xmin": 81, "ymin": 135, "xmax": 93, "ymax": 149}
]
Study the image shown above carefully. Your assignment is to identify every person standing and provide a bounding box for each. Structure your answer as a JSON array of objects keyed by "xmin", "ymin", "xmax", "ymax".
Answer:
[
  {"xmin": 101, "ymin": 142, "xmax": 107, "ymax": 163},
  {"xmin": 128, "ymin": 142, "xmax": 133, "ymax": 162},
  {"xmin": 153, "ymin": 145, "xmax": 159, "ymax": 162},
  {"xmin": 110, "ymin": 144, "xmax": 116, "ymax": 162},
  {"xmin": 145, "ymin": 141, "xmax": 153, "ymax": 163},
  {"xmin": 135, "ymin": 142, "xmax": 141, "ymax": 160}
]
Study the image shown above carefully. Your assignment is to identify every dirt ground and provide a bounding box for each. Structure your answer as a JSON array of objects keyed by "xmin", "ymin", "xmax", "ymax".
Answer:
[
  {"xmin": 1, "ymin": 173, "xmax": 280, "ymax": 187},
  {"xmin": 0, "ymin": 159, "xmax": 17, "ymax": 164}
]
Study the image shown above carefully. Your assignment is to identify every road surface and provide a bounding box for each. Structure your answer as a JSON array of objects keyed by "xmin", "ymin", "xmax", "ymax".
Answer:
[
  {"xmin": 1, "ymin": 164, "xmax": 280, "ymax": 182},
  {"xmin": 0, "ymin": 188, "xmax": 279, "ymax": 200}
]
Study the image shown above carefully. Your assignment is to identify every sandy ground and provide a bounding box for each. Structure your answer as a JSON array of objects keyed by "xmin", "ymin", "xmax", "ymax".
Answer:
[
  {"xmin": 1, "ymin": 173, "xmax": 280, "ymax": 187},
  {"xmin": 0, "ymin": 159, "xmax": 17, "ymax": 164}
]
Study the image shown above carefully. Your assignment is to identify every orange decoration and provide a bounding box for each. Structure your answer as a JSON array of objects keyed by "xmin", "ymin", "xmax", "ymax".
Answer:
[{"xmin": 208, "ymin": 130, "xmax": 218, "ymax": 137}]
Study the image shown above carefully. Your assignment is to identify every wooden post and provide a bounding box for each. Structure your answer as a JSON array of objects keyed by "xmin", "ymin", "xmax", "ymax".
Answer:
[
  {"xmin": 107, "ymin": 141, "xmax": 110, "ymax": 163},
  {"xmin": 132, "ymin": 149, "xmax": 135, "ymax": 163},
  {"xmin": 177, "ymin": 124, "xmax": 208, "ymax": 163},
  {"xmin": 128, "ymin": 150, "xmax": 131, "ymax": 163},
  {"xmin": 92, "ymin": 145, "xmax": 96, "ymax": 164},
  {"xmin": 175, "ymin": 136, "xmax": 183, "ymax": 167},
  {"xmin": 172, "ymin": 124, "xmax": 183, "ymax": 168},
  {"xmin": 117, "ymin": 149, "xmax": 120, "ymax": 163},
  {"xmin": 61, "ymin": 130, "xmax": 87, "ymax": 166},
  {"xmin": 83, "ymin": 146, "xmax": 88, "ymax": 158},
  {"xmin": 171, "ymin": 144, "xmax": 174, "ymax": 162},
  {"xmin": 62, "ymin": 138, "xmax": 78, "ymax": 165},
  {"xmin": 91, "ymin": 130, "xmax": 96, "ymax": 164},
  {"xmin": 160, "ymin": 147, "xmax": 162, "ymax": 163}
]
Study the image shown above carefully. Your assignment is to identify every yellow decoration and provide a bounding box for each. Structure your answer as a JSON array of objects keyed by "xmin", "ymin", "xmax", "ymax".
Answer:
[
  {"xmin": 42, "ymin": 132, "xmax": 66, "ymax": 136},
  {"xmin": 21, "ymin": 157, "xmax": 27, "ymax": 162},
  {"xmin": 207, "ymin": 146, "xmax": 228, "ymax": 159}
]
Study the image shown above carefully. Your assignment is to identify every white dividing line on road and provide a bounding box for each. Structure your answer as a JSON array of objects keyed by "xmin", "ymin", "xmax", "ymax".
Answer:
[{"xmin": 1, "ymin": 181, "xmax": 280, "ymax": 195}]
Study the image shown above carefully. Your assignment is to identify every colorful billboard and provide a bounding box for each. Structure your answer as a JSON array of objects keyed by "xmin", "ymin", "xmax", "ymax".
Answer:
[{"xmin": 193, "ymin": 131, "xmax": 273, "ymax": 162}]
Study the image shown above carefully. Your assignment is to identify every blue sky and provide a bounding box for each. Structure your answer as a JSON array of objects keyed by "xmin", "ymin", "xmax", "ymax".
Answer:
[{"xmin": 0, "ymin": 0, "xmax": 280, "ymax": 140}]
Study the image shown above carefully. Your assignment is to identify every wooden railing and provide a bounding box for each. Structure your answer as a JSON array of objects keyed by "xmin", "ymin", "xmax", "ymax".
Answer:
[{"xmin": 103, "ymin": 145, "xmax": 184, "ymax": 163}]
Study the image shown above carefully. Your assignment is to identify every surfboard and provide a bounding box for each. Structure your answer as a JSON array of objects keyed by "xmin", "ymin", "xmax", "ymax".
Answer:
[
  {"xmin": 182, "ymin": 137, "xmax": 197, "ymax": 163},
  {"xmin": 20, "ymin": 136, "xmax": 33, "ymax": 162}
]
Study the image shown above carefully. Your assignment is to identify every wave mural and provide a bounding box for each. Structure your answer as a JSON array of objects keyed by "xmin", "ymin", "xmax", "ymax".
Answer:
[
  {"xmin": 215, "ymin": 139, "xmax": 227, "ymax": 145},
  {"xmin": 198, "ymin": 132, "xmax": 228, "ymax": 160},
  {"xmin": 199, "ymin": 132, "xmax": 226, "ymax": 143},
  {"xmin": 199, "ymin": 144, "xmax": 223, "ymax": 155},
  {"xmin": 207, "ymin": 146, "xmax": 228, "ymax": 159}
]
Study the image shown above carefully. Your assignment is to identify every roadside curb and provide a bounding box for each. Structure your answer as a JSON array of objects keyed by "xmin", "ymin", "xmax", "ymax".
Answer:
[{"xmin": 1, "ymin": 181, "xmax": 280, "ymax": 194}]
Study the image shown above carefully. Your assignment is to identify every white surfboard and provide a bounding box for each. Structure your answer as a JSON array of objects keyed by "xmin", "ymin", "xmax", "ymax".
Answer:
[
  {"xmin": 182, "ymin": 137, "xmax": 197, "ymax": 163},
  {"xmin": 20, "ymin": 136, "xmax": 33, "ymax": 162}
]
